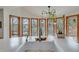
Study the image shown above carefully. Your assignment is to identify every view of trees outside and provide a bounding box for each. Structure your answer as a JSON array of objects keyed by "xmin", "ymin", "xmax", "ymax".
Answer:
[
  {"xmin": 31, "ymin": 18, "xmax": 38, "ymax": 36},
  {"xmin": 68, "ymin": 16, "xmax": 77, "ymax": 36},
  {"xmin": 12, "ymin": 17, "xmax": 18, "ymax": 37},
  {"xmin": 23, "ymin": 18, "xmax": 28, "ymax": 36}
]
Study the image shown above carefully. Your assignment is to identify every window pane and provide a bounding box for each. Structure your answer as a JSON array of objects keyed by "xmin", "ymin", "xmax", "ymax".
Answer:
[
  {"xmin": 23, "ymin": 18, "xmax": 28, "ymax": 36},
  {"xmin": 48, "ymin": 19, "xmax": 53, "ymax": 35},
  {"xmin": 12, "ymin": 17, "xmax": 18, "ymax": 37},
  {"xmin": 68, "ymin": 16, "xmax": 77, "ymax": 37},
  {"xmin": 31, "ymin": 18, "xmax": 37, "ymax": 36},
  {"xmin": 57, "ymin": 18, "xmax": 63, "ymax": 33},
  {"xmin": 40, "ymin": 19, "xmax": 45, "ymax": 36}
]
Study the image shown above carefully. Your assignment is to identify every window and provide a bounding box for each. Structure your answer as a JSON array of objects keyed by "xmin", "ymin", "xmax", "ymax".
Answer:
[
  {"xmin": 40, "ymin": 18, "xmax": 46, "ymax": 37},
  {"xmin": 68, "ymin": 16, "xmax": 77, "ymax": 37},
  {"xmin": 31, "ymin": 18, "xmax": 38, "ymax": 36},
  {"xmin": 9, "ymin": 15, "xmax": 55, "ymax": 39},
  {"xmin": 48, "ymin": 19, "xmax": 53, "ymax": 36},
  {"xmin": 11, "ymin": 16, "xmax": 19, "ymax": 37},
  {"xmin": 22, "ymin": 18, "xmax": 28, "ymax": 36},
  {"xmin": 57, "ymin": 18, "xmax": 63, "ymax": 34}
]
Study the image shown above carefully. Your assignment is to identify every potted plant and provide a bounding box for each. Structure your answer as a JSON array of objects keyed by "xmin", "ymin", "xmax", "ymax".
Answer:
[{"xmin": 58, "ymin": 30, "xmax": 62, "ymax": 34}]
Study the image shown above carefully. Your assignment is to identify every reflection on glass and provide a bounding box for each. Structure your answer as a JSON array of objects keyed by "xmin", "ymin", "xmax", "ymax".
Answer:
[
  {"xmin": 23, "ymin": 18, "xmax": 28, "ymax": 36},
  {"xmin": 12, "ymin": 17, "xmax": 18, "ymax": 37},
  {"xmin": 68, "ymin": 16, "xmax": 77, "ymax": 37},
  {"xmin": 48, "ymin": 19, "xmax": 53, "ymax": 35},
  {"xmin": 31, "ymin": 18, "xmax": 37, "ymax": 36}
]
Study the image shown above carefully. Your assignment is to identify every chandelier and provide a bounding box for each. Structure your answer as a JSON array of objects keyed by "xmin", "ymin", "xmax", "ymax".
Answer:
[{"xmin": 41, "ymin": 6, "xmax": 56, "ymax": 21}]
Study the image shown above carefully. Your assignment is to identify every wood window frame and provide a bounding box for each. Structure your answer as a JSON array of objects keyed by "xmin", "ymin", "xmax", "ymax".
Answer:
[
  {"xmin": 31, "ymin": 18, "xmax": 38, "ymax": 36},
  {"xmin": 9, "ymin": 15, "xmax": 12, "ymax": 38},
  {"xmin": 45, "ymin": 18, "xmax": 48, "ymax": 37},
  {"xmin": 45, "ymin": 18, "xmax": 48, "ymax": 41},
  {"xmin": 66, "ymin": 14, "xmax": 78, "ymax": 36},
  {"xmin": 18, "ymin": 16, "xmax": 21, "ymax": 37},
  {"xmin": 21, "ymin": 17, "xmax": 29, "ymax": 36},
  {"xmin": 66, "ymin": 14, "xmax": 79, "ymax": 43},
  {"xmin": 37, "ymin": 18, "xmax": 39, "ymax": 36},
  {"xmin": 55, "ymin": 15, "xmax": 65, "ymax": 36},
  {"xmin": 28, "ymin": 17, "xmax": 31, "ymax": 36},
  {"xmin": 9, "ymin": 15, "xmax": 21, "ymax": 38},
  {"xmin": 39, "ymin": 18, "xmax": 48, "ymax": 41},
  {"xmin": 39, "ymin": 18, "xmax": 46, "ymax": 36}
]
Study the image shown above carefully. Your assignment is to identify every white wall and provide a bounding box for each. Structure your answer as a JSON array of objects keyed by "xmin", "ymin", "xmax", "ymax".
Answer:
[
  {"xmin": 3, "ymin": 7, "xmax": 22, "ymax": 40},
  {"xmin": 0, "ymin": 9, "xmax": 3, "ymax": 38}
]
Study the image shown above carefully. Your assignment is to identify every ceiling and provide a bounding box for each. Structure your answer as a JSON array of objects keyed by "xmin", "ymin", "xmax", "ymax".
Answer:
[
  {"xmin": 21, "ymin": 6, "xmax": 79, "ymax": 17},
  {"xmin": 1, "ymin": 6, "xmax": 79, "ymax": 17}
]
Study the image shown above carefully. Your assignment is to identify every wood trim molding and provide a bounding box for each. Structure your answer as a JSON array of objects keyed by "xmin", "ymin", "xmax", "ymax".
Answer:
[
  {"xmin": 45, "ymin": 18, "xmax": 47, "ymax": 41},
  {"xmin": 77, "ymin": 15, "xmax": 79, "ymax": 43},
  {"xmin": 45, "ymin": 18, "xmax": 48, "ymax": 37},
  {"xmin": 45, "ymin": 18, "xmax": 46, "ymax": 36},
  {"xmin": 21, "ymin": 17, "xmax": 23, "ymax": 37},
  {"xmin": 66, "ymin": 16, "xmax": 68, "ymax": 36},
  {"xmin": 63, "ymin": 15, "xmax": 65, "ymax": 36},
  {"xmin": 38, "ymin": 18, "xmax": 40, "ymax": 37},
  {"xmin": 9, "ymin": 15, "xmax": 12, "ymax": 38},
  {"xmin": 66, "ymin": 14, "xmax": 79, "ymax": 43},
  {"xmin": 28, "ymin": 17, "xmax": 31, "ymax": 36},
  {"xmin": 67, "ymin": 14, "xmax": 79, "ymax": 17},
  {"xmin": 55, "ymin": 18, "xmax": 57, "ymax": 34},
  {"xmin": 18, "ymin": 16, "xmax": 21, "ymax": 37},
  {"xmin": 36, "ymin": 18, "xmax": 38, "ymax": 36}
]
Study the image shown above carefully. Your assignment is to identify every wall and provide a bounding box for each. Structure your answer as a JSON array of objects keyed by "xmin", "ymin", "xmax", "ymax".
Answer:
[
  {"xmin": 0, "ymin": 9, "xmax": 3, "ymax": 38},
  {"xmin": 3, "ymin": 7, "xmax": 22, "ymax": 40}
]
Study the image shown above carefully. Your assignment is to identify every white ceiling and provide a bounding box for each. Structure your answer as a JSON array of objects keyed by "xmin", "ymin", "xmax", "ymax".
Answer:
[
  {"xmin": 21, "ymin": 6, "xmax": 79, "ymax": 17},
  {"xmin": 1, "ymin": 6, "xmax": 79, "ymax": 17}
]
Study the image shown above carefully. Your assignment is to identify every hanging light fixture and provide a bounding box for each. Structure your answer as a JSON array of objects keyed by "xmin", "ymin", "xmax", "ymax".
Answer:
[
  {"xmin": 38, "ymin": 6, "xmax": 56, "ymax": 41},
  {"xmin": 41, "ymin": 6, "xmax": 56, "ymax": 21}
]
